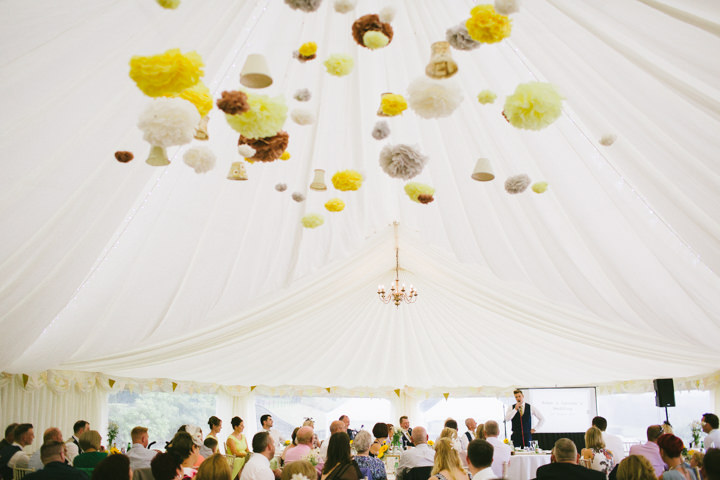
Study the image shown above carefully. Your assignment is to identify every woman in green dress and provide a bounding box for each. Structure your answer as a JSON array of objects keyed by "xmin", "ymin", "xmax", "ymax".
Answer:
[{"xmin": 225, "ymin": 416, "xmax": 249, "ymax": 479}]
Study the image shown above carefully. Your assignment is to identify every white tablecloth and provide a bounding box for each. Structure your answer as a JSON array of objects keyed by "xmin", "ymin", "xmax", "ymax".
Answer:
[{"xmin": 506, "ymin": 453, "xmax": 551, "ymax": 480}]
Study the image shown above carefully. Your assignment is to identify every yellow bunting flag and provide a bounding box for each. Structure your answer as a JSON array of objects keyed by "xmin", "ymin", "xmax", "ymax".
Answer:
[
  {"xmin": 172, "ymin": 382, "xmax": 178, "ymax": 392},
  {"xmin": 109, "ymin": 379, "xmax": 116, "ymax": 388},
  {"xmin": 251, "ymin": 385, "xmax": 257, "ymax": 391},
  {"xmin": 443, "ymin": 392, "xmax": 449, "ymax": 400},
  {"xmin": 325, "ymin": 387, "xmax": 331, "ymax": 393},
  {"xmin": 22, "ymin": 374, "xmax": 29, "ymax": 388},
  {"xmin": 394, "ymin": 389, "xmax": 401, "ymax": 397}
]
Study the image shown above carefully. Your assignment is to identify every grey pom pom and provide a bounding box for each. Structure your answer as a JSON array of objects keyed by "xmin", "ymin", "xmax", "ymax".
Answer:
[
  {"xmin": 292, "ymin": 192, "xmax": 306, "ymax": 202},
  {"xmin": 599, "ymin": 134, "xmax": 617, "ymax": 146},
  {"xmin": 505, "ymin": 174, "xmax": 531, "ymax": 194},
  {"xmin": 372, "ymin": 121, "xmax": 390, "ymax": 140},
  {"xmin": 446, "ymin": 23, "xmax": 481, "ymax": 51},
  {"xmin": 294, "ymin": 89, "xmax": 312, "ymax": 102},
  {"xmin": 495, "ymin": 0, "xmax": 520, "ymax": 15},
  {"xmin": 275, "ymin": 183, "xmax": 288, "ymax": 192},
  {"xmin": 284, "ymin": 0, "xmax": 322, "ymax": 12},
  {"xmin": 379, "ymin": 144, "xmax": 428, "ymax": 180}
]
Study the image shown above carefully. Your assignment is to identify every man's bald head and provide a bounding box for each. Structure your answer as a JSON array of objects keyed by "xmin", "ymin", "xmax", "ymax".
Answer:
[
  {"xmin": 329, "ymin": 421, "xmax": 346, "ymax": 434},
  {"xmin": 43, "ymin": 428, "xmax": 63, "ymax": 443},
  {"xmin": 465, "ymin": 418, "xmax": 477, "ymax": 431},
  {"xmin": 296, "ymin": 426, "xmax": 314, "ymax": 445},
  {"xmin": 411, "ymin": 426, "xmax": 428, "ymax": 445}
]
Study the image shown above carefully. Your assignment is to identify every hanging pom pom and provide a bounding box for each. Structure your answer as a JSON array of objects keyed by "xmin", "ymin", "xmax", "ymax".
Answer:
[
  {"xmin": 465, "ymin": 5, "xmax": 512, "ymax": 44},
  {"xmin": 237, "ymin": 131, "xmax": 289, "ymax": 162},
  {"xmin": 334, "ymin": 0, "xmax": 356, "ymax": 13},
  {"xmin": 477, "ymin": 90, "xmax": 497, "ymax": 104},
  {"xmin": 352, "ymin": 14, "xmax": 394, "ymax": 49},
  {"xmin": 156, "ymin": 0, "xmax": 180, "ymax": 9},
  {"xmin": 599, "ymin": 134, "xmax": 617, "ymax": 146},
  {"xmin": 494, "ymin": 0, "xmax": 520, "ymax": 15},
  {"xmin": 531, "ymin": 181, "xmax": 548, "ymax": 193},
  {"xmin": 129, "ymin": 48, "xmax": 204, "ymax": 97},
  {"xmin": 379, "ymin": 144, "xmax": 428, "ymax": 180},
  {"xmin": 363, "ymin": 31, "xmax": 391, "ymax": 49},
  {"xmin": 280, "ymin": 151, "xmax": 291, "ymax": 161},
  {"xmin": 294, "ymin": 89, "xmax": 312, "ymax": 102},
  {"xmin": 170, "ymin": 81, "xmax": 213, "ymax": 117},
  {"xmin": 290, "ymin": 108, "xmax": 315, "ymax": 125},
  {"xmin": 137, "ymin": 97, "xmax": 200, "ymax": 149},
  {"xmin": 225, "ymin": 92, "xmax": 287, "ymax": 139},
  {"xmin": 217, "ymin": 91, "xmax": 250, "ymax": 115},
  {"xmin": 115, "ymin": 151, "xmax": 134, "ymax": 163},
  {"xmin": 331, "ymin": 170, "xmax": 363, "ymax": 191},
  {"xmin": 505, "ymin": 174, "xmax": 531, "ymax": 194},
  {"xmin": 325, "ymin": 198, "xmax": 346, "ymax": 212},
  {"xmin": 407, "ymin": 77, "xmax": 463, "ymax": 119},
  {"xmin": 284, "ymin": 0, "xmax": 322, "ymax": 12},
  {"xmin": 237, "ymin": 144, "xmax": 256, "ymax": 157},
  {"xmin": 301, "ymin": 213, "xmax": 325, "ymax": 228},
  {"xmin": 380, "ymin": 93, "xmax": 407, "ymax": 116},
  {"xmin": 503, "ymin": 82, "xmax": 563, "ymax": 131},
  {"xmin": 378, "ymin": 6, "xmax": 396, "ymax": 23},
  {"xmin": 324, "ymin": 54, "xmax": 355, "ymax": 76},
  {"xmin": 404, "ymin": 182, "xmax": 435, "ymax": 203},
  {"xmin": 372, "ymin": 121, "xmax": 390, "ymax": 140},
  {"xmin": 275, "ymin": 183, "xmax": 288, "ymax": 192},
  {"xmin": 183, "ymin": 145, "xmax": 216, "ymax": 174},
  {"xmin": 446, "ymin": 23, "xmax": 481, "ymax": 51},
  {"xmin": 292, "ymin": 192, "xmax": 306, "ymax": 202}
]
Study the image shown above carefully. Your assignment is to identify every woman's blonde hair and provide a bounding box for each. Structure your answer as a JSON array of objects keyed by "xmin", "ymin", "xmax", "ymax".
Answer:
[
  {"xmin": 431, "ymin": 437, "xmax": 463, "ymax": 476},
  {"xmin": 79, "ymin": 430, "xmax": 102, "ymax": 451},
  {"xmin": 439, "ymin": 427, "xmax": 457, "ymax": 441},
  {"xmin": 616, "ymin": 455, "xmax": 656, "ymax": 480},
  {"xmin": 196, "ymin": 453, "xmax": 231, "ymax": 480},
  {"xmin": 585, "ymin": 426, "xmax": 605, "ymax": 450},
  {"xmin": 475, "ymin": 424, "xmax": 485, "ymax": 440},
  {"xmin": 282, "ymin": 460, "xmax": 317, "ymax": 480}
]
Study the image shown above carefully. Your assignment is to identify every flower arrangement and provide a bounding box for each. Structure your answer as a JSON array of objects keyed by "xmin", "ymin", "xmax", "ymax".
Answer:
[
  {"xmin": 302, "ymin": 447, "xmax": 323, "ymax": 465},
  {"xmin": 109, "ymin": 445, "xmax": 122, "ymax": 455},
  {"xmin": 381, "ymin": 94, "xmax": 407, "ymax": 116},
  {"xmin": 465, "ymin": 5, "xmax": 512, "ymax": 44},
  {"xmin": 378, "ymin": 444, "xmax": 389, "ymax": 459},
  {"xmin": 284, "ymin": 440, "xmax": 292, "ymax": 446},
  {"xmin": 325, "ymin": 198, "xmax": 346, "ymax": 212},
  {"xmin": 404, "ymin": 182, "xmax": 435, "ymax": 203},
  {"xmin": 129, "ymin": 48, "xmax": 204, "ymax": 97},
  {"xmin": 477, "ymin": 90, "xmax": 497, "ymax": 104},
  {"xmin": 503, "ymin": 82, "xmax": 563, "ymax": 131},
  {"xmin": 690, "ymin": 421, "xmax": 703, "ymax": 447},
  {"xmin": 107, "ymin": 422, "xmax": 119, "ymax": 447},
  {"xmin": 427, "ymin": 440, "xmax": 435, "ymax": 446},
  {"xmin": 225, "ymin": 92, "xmax": 287, "ymax": 139},
  {"xmin": 324, "ymin": 54, "xmax": 354, "ymax": 76},
  {"xmin": 332, "ymin": 170, "xmax": 363, "ymax": 191},
  {"xmin": 391, "ymin": 431, "xmax": 402, "ymax": 447},
  {"xmin": 301, "ymin": 214, "xmax": 324, "ymax": 229}
]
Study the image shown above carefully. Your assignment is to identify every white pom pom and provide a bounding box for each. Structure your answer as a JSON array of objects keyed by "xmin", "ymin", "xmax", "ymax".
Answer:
[
  {"xmin": 599, "ymin": 134, "xmax": 617, "ymax": 146},
  {"xmin": 407, "ymin": 77, "xmax": 464, "ymax": 119},
  {"xmin": 137, "ymin": 97, "xmax": 200, "ymax": 148},
  {"xmin": 379, "ymin": 144, "xmax": 428, "ymax": 180},
  {"xmin": 294, "ymin": 89, "xmax": 311, "ymax": 101},
  {"xmin": 275, "ymin": 183, "xmax": 288, "ymax": 192},
  {"xmin": 183, "ymin": 146, "xmax": 216, "ymax": 174},
  {"xmin": 505, "ymin": 174, "xmax": 531, "ymax": 194},
  {"xmin": 237, "ymin": 145, "xmax": 257, "ymax": 157},
  {"xmin": 372, "ymin": 121, "xmax": 390, "ymax": 140},
  {"xmin": 290, "ymin": 108, "xmax": 315, "ymax": 125},
  {"xmin": 379, "ymin": 6, "xmax": 396, "ymax": 23},
  {"xmin": 494, "ymin": 0, "xmax": 519, "ymax": 15},
  {"xmin": 333, "ymin": 0, "xmax": 356, "ymax": 13},
  {"xmin": 292, "ymin": 192, "xmax": 306, "ymax": 202}
]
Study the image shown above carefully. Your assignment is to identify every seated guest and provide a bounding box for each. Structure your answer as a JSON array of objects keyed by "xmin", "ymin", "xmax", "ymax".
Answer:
[
  {"xmin": 321, "ymin": 421, "xmax": 347, "ymax": 461},
  {"xmin": 285, "ymin": 461, "xmax": 319, "ymax": 480},
  {"xmin": 321, "ymin": 433, "xmax": 362, "ymax": 480},
  {"xmin": 662, "ymin": 423, "xmax": 674, "ymax": 435},
  {"xmin": 281, "ymin": 427, "xmax": 301, "ymax": 465},
  {"xmin": 180, "ymin": 425, "xmax": 206, "ymax": 467},
  {"xmin": 444, "ymin": 419, "xmax": 458, "ymax": 431},
  {"xmin": 207, "ymin": 417, "xmax": 223, "ymax": 442},
  {"xmin": 24, "ymin": 440, "xmax": 89, "ymax": 480},
  {"xmin": 581, "ymin": 426, "xmax": 615, "ymax": 476},
  {"xmin": 284, "ymin": 426, "xmax": 323, "ymax": 472},
  {"xmin": 484, "ymin": 421, "xmax": 511, "ymax": 478},
  {"xmin": 74, "ymin": 430, "xmax": 107, "ymax": 469},
  {"xmin": 703, "ymin": 448, "xmax": 719, "ymax": 480},
  {"xmin": 91, "ymin": 453, "xmax": 132, "ymax": 480},
  {"xmin": 0, "ymin": 423, "xmax": 18, "ymax": 451},
  {"xmin": 66, "ymin": 421, "xmax": 90, "ymax": 465},
  {"xmin": 397, "ymin": 427, "xmax": 435, "ymax": 479},
  {"xmin": 354, "ymin": 430, "xmax": 387, "ymax": 480},
  {"xmin": 204, "ymin": 438, "xmax": 219, "ymax": 455},
  {"xmin": 240, "ymin": 432, "xmax": 275, "ymax": 480},
  {"xmin": 629, "ymin": 425, "xmax": 666, "ymax": 478},
  {"xmin": 430, "ymin": 437, "xmax": 466, "ymax": 480},
  {"xmin": 703, "ymin": 414, "xmax": 720, "ymax": 449},
  {"xmin": 593, "ymin": 417, "xmax": 626, "ymax": 462},
  {"xmin": 689, "ymin": 451, "xmax": 703, "ymax": 471},
  {"xmin": 1, "ymin": 423, "xmax": 34, "ymax": 477},
  {"xmin": 168, "ymin": 431, "xmax": 201, "ymax": 479},
  {"xmin": 370, "ymin": 424, "xmax": 389, "ymax": 457},
  {"xmin": 29, "ymin": 427, "xmax": 63, "ymax": 471},
  {"xmin": 535, "ymin": 438, "xmax": 605, "ymax": 479},
  {"xmin": 615, "ymin": 455, "xmax": 658, "ymax": 480},
  {"xmin": 465, "ymin": 439, "xmax": 495, "ymax": 480},
  {"xmin": 127, "ymin": 426, "xmax": 158, "ymax": 470},
  {"xmin": 657, "ymin": 433, "xmax": 697, "ymax": 480},
  {"xmin": 196, "ymin": 453, "xmax": 232, "ymax": 480},
  {"xmin": 151, "ymin": 452, "xmax": 183, "ymax": 480},
  {"xmin": 438, "ymin": 428, "xmax": 462, "ymax": 455}
]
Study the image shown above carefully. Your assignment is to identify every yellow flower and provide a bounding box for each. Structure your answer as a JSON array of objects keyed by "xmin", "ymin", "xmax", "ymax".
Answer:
[
  {"xmin": 404, "ymin": 182, "xmax": 435, "ymax": 203},
  {"xmin": 503, "ymin": 438, "xmax": 509, "ymax": 444},
  {"xmin": 299, "ymin": 42, "xmax": 317, "ymax": 57},
  {"xmin": 331, "ymin": 170, "xmax": 363, "ymax": 191},
  {"xmin": 427, "ymin": 440, "xmax": 434, "ymax": 446},
  {"xmin": 225, "ymin": 92, "xmax": 287, "ymax": 139},
  {"xmin": 109, "ymin": 446, "xmax": 121, "ymax": 455},
  {"xmin": 380, "ymin": 444, "xmax": 389, "ymax": 452},
  {"xmin": 503, "ymin": 82, "xmax": 563, "ymax": 131},
  {"xmin": 477, "ymin": 89, "xmax": 497, "ymax": 104},
  {"xmin": 381, "ymin": 93, "xmax": 407, "ymax": 116},
  {"xmin": 170, "ymin": 81, "xmax": 213, "ymax": 117},
  {"xmin": 465, "ymin": 5, "xmax": 512, "ymax": 44},
  {"xmin": 325, "ymin": 198, "xmax": 346, "ymax": 212},
  {"xmin": 284, "ymin": 440, "xmax": 291, "ymax": 446},
  {"xmin": 280, "ymin": 151, "xmax": 291, "ymax": 161},
  {"xmin": 301, "ymin": 213, "xmax": 324, "ymax": 229},
  {"xmin": 363, "ymin": 31, "xmax": 390, "ymax": 49},
  {"xmin": 129, "ymin": 48, "xmax": 204, "ymax": 97},
  {"xmin": 531, "ymin": 181, "xmax": 548, "ymax": 193},
  {"xmin": 324, "ymin": 54, "xmax": 354, "ymax": 76},
  {"xmin": 156, "ymin": 0, "xmax": 180, "ymax": 8}
]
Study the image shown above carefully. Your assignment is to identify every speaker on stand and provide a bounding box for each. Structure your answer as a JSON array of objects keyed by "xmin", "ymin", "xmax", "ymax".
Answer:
[{"xmin": 653, "ymin": 378, "xmax": 675, "ymax": 424}]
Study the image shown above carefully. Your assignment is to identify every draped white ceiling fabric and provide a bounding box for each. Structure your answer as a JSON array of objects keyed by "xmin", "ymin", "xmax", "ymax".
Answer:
[{"xmin": 1, "ymin": 0, "xmax": 719, "ymax": 391}]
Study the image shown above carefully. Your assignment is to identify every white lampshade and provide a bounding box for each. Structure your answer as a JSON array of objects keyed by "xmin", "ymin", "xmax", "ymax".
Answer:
[
  {"xmin": 240, "ymin": 54, "xmax": 273, "ymax": 88},
  {"xmin": 471, "ymin": 158, "xmax": 495, "ymax": 181}
]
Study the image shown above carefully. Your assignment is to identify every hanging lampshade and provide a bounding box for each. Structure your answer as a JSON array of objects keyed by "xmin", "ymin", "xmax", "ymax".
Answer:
[
  {"xmin": 227, "ymin": 161, "xmax": 248, "ymax": 181},
  {"xmin": 239, "ymin": 54, "xmax": 273, "ymax": 88},
  {"xmin": 425, "ymin": 41, "xmax": 458, "ymax": 79},
  {"xmin": 146, "ymin": 145, "xmax": 169, "ymax": 166},
  {"xmin": 471, "ymin": 158, "xmax": 495, "ymax": 181},
  {"xmin": 309, "ymin": 169, "xmax": 327, "ymax": 191}
]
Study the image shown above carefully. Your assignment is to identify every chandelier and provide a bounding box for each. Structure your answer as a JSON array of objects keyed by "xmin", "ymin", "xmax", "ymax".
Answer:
[{"xmin": 377, "ymin": 222, "xmax": 418, "ymax": 307}]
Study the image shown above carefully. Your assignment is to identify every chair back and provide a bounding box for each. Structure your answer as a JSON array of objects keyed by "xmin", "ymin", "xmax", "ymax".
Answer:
[
  {"xmin": 133, "ymin": 467, "xmax": 156, "ymax": 480},
  {"xmin": 12, "ymin": 468, "xmax": 35, "ymax": 480},
  {"xmin": 406, "ymin": 466, "xmax": 433, "ymax": 480},
  {"xmin": 225, "ymin": 454, "xmax": 236, "ymax": 468}
]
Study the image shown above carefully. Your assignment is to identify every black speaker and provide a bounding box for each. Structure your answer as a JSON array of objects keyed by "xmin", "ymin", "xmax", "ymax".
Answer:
[{"xmin": 654, "ymin": 378, "xmax": 675, "ymax": 407}]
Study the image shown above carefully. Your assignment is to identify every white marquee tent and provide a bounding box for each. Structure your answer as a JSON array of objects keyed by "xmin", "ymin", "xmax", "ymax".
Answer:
[{"xmin": 1, "ymin": 0, "xmax": 720, "ymax": 444}]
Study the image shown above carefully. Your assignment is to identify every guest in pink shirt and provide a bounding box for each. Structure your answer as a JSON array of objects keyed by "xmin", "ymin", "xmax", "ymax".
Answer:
[
  {"xmin": 284, "ymin": 427, "xmax": 324, "ymax": 474},
  {"xmin": 629, "ymin": 424, "xmax": 666, "ymax": 477}
]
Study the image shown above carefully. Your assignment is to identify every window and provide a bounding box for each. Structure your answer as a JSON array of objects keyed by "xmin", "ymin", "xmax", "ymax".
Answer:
[{"xmin": 417, "ymin": 397, "xmax": 506, "ymax": 439}]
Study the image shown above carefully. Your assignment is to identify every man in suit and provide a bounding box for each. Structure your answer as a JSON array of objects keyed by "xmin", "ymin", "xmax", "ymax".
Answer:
[
  {"xmin": 25, "ymin": 441, "xmax": 89, "ymax": 480},
  {"xmin": 399, "ymin": 416, "xmax": 413, "ymax": 449},
  {"xmin": 534, "ymin": 438, "xmax": 605, "ymax": 480},
  {"xmin": 504, "ymin": 389, "xmax": 544, "ymax": 448}
]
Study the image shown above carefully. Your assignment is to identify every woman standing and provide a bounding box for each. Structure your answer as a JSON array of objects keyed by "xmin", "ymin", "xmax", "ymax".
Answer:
[
  {"xmin": 429, "ymin": 437, "xmax": 467, "ymax": 480},
  {"xmin": 581, "ymin": 426, "xmax": 615, "ymax": 477},
  {"xmin": 225, "ymin": 416, "xmax": 249, "ymax": 480},
  {"xmin": 208, "ymin": 417, "xmax": 223, "ymax": 442},
  {"xmin": 657, "ymin": 434, "xmax": 698, "ymax": 480}
]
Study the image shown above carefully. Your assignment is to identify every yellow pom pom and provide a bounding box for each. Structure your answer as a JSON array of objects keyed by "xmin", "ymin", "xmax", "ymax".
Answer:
[
  {"xmin": 477, "ymin": 89, "xmax": 497, "ymax": 104},
  {"xmin": 363, "ymin": 31, "xmax": 390, "ymax": 49},
  {"xmin": 503, "ymin": 82, "xmax": 563, "ymax": 131},
  {"xmin": 324, "ymin": 54, "xmax": 354, "ymax": 77},
  {"xmin": 280, "ymin": 151, "xmax": 291, "ymax": 161},
  {"xmin": 532, "ymin": 181, "xmax": 548, "ymax": 193},
  {"xmin": 170, "ymin": 81, "xmax": 213, "ymax": 117},
  {"xmin": 299, "ymin": 42, "xmax": 317, "ymax": 57},
  {"xmin": 465, "ymin": 5, "xmax": 512, "ymax": 44},
  {"xmin": 129, "ymin": 48, "xmax": 204, "ymax": 97},
  {"xmin": 331, "ymin": 170, "xmax": 363, "ymax": 191},
  {"xmin": 381, "ymin": 93, "xmax": 407, "ymax": 116},
  {"xmin": 225, "ymin": 92, "xmax": 287, "ymax": 139},
  {"xmin": 245, "ymin": 157, "xmax": 255, "ymax": 164},
  {"xmin": 404, "ymin": 182, "xmax": 435, "ymax": 203},
  {"xmin": 156, "ymin": 0, "xmax": 180, "ymax": 8},
  {"xmin": 301, "ymin": 213, "xmax": 324, "ymax": 229},
  {"xmin": 325, "ymin": 198, "xmax": 346, "ymax": 212}
]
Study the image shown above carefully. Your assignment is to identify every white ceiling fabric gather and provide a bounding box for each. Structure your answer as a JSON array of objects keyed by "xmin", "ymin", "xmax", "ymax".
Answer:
[{"xmin": 0, "ymin": 0, "xmax": 719, "ymax": 390}]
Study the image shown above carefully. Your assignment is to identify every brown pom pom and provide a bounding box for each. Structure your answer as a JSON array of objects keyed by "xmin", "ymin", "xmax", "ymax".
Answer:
[
  {"xmin": 238, "ymin": 131, "xmax": 289, "ymax": 162},
  {"xmin": 115, "ymin": 151, "xmax": 134, "ymax": 163},
  {"xmin": 352, "ymin": 14, "xmax": 394, "ymax": 48},
  {"xmin": 217, "ymin": 91, "xmax": 250, "ymax": 115},
  {"xmin": 417, "ymin": 194, "xmax": 434, "ymax": 204}
]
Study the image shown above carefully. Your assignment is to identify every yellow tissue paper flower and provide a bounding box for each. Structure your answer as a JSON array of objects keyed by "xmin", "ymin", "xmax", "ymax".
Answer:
[
  {"xmin": 532, "ymin": 181, "xmax": 548, "ymax": 193},
  {"xmin": 301, "ymin": 213, "xmax": 324, "ymax": 229},
  {"xmin": 129, "ymin": 48, "xmax": 204, "ymax": 97},
  {"xmin": 225, "ymin": 92, "xmax": 287, "ymax": 139},
  {"xmin": 404, "ymin": 182, "xmax": 435, "ymax": 203},
  {"xmin": 324, "ymin": 53, "xmax": 354, "ymax": 76},
  {"xmin": 170, "ymin": 81, "xmax": 213, "ymax": 117},
  {"xmin": 331, "ymin": 170, "xmax": 363, "ymax": 191},
  {"xmin": 325, "ymin": 198, "xmax": 346, "ymax": 212},
  {"xmin": 477, "ymin": 89, "xmax": 497, "ymax": 104},
  {"xmin": 503, "ymin": 82, "xmax": 563, "ymax": 131},
  {"xmin": 381, "ymin": 93, "xmax": 407, "ymax": 116},
  {"xmin": 363, "ymin": 31, "xmax": 390, "ymax": 49},
  {"xmin": 299, "ymin": 42, "xmax": 317, "ymax": 57},
  {"xmin": 156, "ymin": 0, "xmax": 180, "ymax": 8},
  {"xmin": 466, "ymin": 5, "xmax": 512, "ymax": 44},
  {"xmin": 280, "ymin": 151, "xmax": 291, "ymax": 161},
  {"xmin": 428, "ymin": 440, "xmax": 435, "ymax": 446}
]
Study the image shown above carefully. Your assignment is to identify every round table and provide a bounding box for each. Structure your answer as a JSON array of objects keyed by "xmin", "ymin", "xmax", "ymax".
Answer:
[{"xmin": 506, "ymin": 453, "xmax": 551, "ymax": 480}]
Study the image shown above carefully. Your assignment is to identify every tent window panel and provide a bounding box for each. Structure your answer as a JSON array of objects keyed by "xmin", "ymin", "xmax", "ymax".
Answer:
[{"xmin": 417, "ymin": 397, "xmax": 506, "ymax": 440}]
